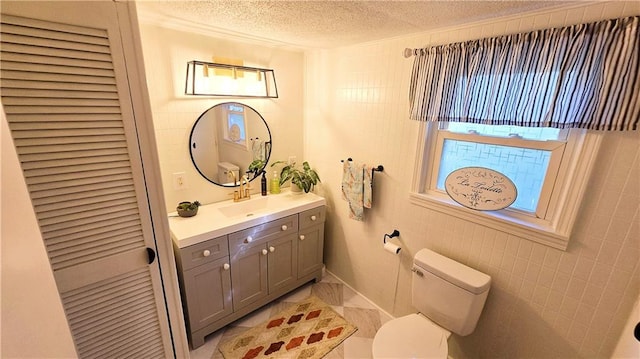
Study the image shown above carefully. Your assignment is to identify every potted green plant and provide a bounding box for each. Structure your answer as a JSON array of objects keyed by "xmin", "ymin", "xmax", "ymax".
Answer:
[
  {"xmin": 177, "ymin": 200, "xmax": 201, "ymax": 217},
  {"xmin": 247, "ymin": 159, "xmax": 266, "ymax": 179},
  {"xmin": 271, "ymin": 160, "xmax": 321, "ymax": 193}
]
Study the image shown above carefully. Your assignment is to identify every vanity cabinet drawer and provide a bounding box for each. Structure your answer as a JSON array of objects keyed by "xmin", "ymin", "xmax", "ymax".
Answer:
[
  {"xmin": 229, "ymin": 214, "xmax": 298, "ymax": 253},
  {"xmin": 299, "ymin": 206, "xmax": 325, "ymax": 229},
  {"xmin": 178, "ymin": 235, "xmax": 229, "ymax": 271}
]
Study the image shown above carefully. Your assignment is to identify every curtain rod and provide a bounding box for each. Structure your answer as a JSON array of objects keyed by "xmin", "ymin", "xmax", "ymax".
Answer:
[{"xmin": 403, "ymin": 48, "xmax": 415, "ymax": 58}]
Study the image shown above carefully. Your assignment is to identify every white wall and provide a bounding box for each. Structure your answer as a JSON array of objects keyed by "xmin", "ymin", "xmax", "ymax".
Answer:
[
  {"xmin": 304, "ymin": 2, "xmax": 640, "ymax": 358},
  {"xmin": 137, "ymin": 23, "xmax": 306, "ymax": 212},
  {"xmin": 1, "ymin": 109, "xmax": 77, "ymax": 358}
]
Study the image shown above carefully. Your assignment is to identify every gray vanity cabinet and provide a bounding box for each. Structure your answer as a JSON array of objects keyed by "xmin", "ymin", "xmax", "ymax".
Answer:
[
  {"xmin": 229, "ymin": 214, "xmax": 298, "ymax": 311},
  {"xmin": 175, "ymin": 205, "xmax": 325, "ymax": 349}
]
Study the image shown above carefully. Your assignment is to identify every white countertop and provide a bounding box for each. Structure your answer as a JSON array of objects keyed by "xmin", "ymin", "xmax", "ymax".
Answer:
[{"xmin": 168, "ymin": 190, "xmax": 326, "ymax": 248}]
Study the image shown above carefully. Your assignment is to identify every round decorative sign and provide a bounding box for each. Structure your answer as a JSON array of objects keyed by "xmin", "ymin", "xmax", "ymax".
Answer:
[{"xmin": 444, "ymin": 167, "xmax": 517, "ymax": 211}]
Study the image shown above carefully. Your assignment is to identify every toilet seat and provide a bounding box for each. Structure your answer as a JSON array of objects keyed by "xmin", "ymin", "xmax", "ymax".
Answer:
[{"xmin": 372, "ymin": 313, "xmax": 448, "ymax": 359}]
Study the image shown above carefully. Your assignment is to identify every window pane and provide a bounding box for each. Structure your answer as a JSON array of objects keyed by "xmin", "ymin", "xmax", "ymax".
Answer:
[
  {"xmin": 227, "ymin": 113, "xmax": 246, "ymax": 141},
  {"xmin": 441, "ymin": 123, "xmax": 564, "ymax": 141},
  {"xmin": 436, "ymin": 139, "xmax": 552, "ymax": 213}
]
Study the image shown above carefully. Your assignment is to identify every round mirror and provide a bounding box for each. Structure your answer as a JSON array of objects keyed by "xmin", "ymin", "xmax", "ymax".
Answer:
[{"xmin": 189, "ymin": 102, "xmax": 272, "ymax": 187}]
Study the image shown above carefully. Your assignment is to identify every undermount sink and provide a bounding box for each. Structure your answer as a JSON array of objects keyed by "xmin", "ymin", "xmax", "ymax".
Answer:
[{"xmin": 218, "ymin": 196, "xmax": 269, "ymax": 218}]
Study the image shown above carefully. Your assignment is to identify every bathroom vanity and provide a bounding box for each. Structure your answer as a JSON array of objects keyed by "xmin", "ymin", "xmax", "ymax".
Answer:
[{"xmin": 168, "ymin": 191, "xmax": 326, "ymax": 348}]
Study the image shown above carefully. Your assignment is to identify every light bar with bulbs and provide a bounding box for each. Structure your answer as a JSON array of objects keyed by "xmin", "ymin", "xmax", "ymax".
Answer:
[{"xmin": 184, "ymin": 60, "xmax": 278, "ymax": 98}]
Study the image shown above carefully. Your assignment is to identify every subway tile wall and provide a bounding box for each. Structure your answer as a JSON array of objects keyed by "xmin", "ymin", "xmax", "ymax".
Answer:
[{"xmin": 303, "ymin": 2, "xmax": 639, "ymax": 358}]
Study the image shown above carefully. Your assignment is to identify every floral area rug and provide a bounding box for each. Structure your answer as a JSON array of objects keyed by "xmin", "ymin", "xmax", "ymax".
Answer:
[{"xmin": 218, "ymin": 295, "xmax": 357, "ymax": 359}]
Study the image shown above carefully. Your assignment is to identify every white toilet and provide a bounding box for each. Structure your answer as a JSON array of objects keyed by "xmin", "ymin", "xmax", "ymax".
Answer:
[{"xmin": 372, "ymin": 248, "xmax": 491, "ymax": 359}]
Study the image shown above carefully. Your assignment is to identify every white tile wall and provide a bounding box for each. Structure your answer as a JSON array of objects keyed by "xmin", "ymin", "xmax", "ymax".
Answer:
[{"xmin": 304, "ymin": 2, "xmax": 640, "ymax": 358}]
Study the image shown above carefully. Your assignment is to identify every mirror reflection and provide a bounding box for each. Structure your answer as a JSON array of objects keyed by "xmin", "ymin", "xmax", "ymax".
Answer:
[{"xmin": 189, "ymin": 102, "xmax": 271, "ymax": 187}]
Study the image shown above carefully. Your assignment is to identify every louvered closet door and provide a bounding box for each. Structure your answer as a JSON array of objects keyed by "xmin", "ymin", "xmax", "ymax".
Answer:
[{"xmin": 0, "ymin": 2, "xmax": 174, "ymax": 358}]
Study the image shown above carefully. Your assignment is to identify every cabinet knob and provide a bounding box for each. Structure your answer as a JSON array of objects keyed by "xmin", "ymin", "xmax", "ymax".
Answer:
[
  {"xmin": 262, "ymin": 249, "xmax": 268, "ymax": 255},
  {"xmin": 223, "ymin": 263, "xmax": 230, "ymax": 270},
  {"xmin": 203, "ymin": 249, "xmax": 211, "ymax": 257},
  {"xmin": 299, "ymin": 235, "xmax": 305, "ymax": 241},
  {"xmin": 269, "ymin": 246, "xmax": 275, "ymax": 253},
  {"xmin": 311, "ymin": 215, "xmax": 317, "ymax": 221},
  {"xmin": 281, "ymin": 225, "xmax": 288, "ymax": 231},
  {"xmin": 245, "ymin": 236, "xmax": 253, "ymax": 243}
]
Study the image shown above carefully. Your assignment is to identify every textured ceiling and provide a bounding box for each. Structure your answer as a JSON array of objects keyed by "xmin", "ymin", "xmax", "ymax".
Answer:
[{"xmin": 137, "ymin": 0, "xmax": 575, "ymax": 49}]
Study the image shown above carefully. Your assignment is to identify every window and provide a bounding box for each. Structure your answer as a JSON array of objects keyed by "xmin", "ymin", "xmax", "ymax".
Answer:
[
  {"xmin": 411, "ymin": 121, "xmax": 600, "ymax": 250},
  {"xmin": 408, "ymin": 17, "xmax": 637, "ymax": 249},
  {"xmin": 224, "ymin": 103, "xmax": 247, "ymax": 145},
  {"xmin": 435, "ymin": 123, "xmax": 566, "ymax": 216}
]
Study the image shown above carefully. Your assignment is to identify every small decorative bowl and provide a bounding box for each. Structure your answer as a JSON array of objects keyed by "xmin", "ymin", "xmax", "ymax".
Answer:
[{"xmin": 177, "ymin": 201, "xmax": 199, "ymax": 218}]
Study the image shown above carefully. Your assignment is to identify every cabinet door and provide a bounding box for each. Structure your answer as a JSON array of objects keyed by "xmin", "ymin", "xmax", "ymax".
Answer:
[
  {"xmin": 231, "ymin": 244, "xmax": 268, "ymax": 310},
  {"xmin": 298, "ymin": 224, "xmax": 325, "ymax": 278},
  {"xmin": 182, "ymin": 257, "xmax": 232, "ymax": 332},
  {"xmin": 267, "ymin": 233, "xmax": 298, "ymax": 293}
]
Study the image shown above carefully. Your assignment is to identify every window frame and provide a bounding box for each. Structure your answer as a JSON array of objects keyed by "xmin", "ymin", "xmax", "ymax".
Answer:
[
  {"xmin": 410, "ymin": 122, "xmax": 602, "ymax": 250},
  {"xmin": 431, "ymin": 130, "xmax": 567, "ymax": 218},
  {"xmin": 222, "ymin": 105, "xmax": 248, "ymax": 149}
]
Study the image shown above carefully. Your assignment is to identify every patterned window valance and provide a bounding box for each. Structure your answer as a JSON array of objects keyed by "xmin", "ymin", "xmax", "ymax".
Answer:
[{"xmin": 408, "ymin": 16, "xmax": 639, "ymax": 131}]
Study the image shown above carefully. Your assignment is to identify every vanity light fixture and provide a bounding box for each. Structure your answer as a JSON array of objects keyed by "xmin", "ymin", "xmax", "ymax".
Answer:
[{"xmin": 185, "ymin": 60, "xmax": 278, "ymax": 98}]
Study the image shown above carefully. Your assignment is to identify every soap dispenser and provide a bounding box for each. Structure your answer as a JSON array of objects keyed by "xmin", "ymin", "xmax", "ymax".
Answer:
[
  {"xmin": 271, "ymin": 170, "xmax": 281, "ymax": 194},
  {"xmin": 261, "ymin": 171, "xmax": 267, "ymax": 196}
]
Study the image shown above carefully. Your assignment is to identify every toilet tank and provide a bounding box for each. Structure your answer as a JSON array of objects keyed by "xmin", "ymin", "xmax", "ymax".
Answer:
[
  {"xmin": 412, "ymin": 249, "xmax": 491, "ymax": 336},
  {"xmin": 218, "ymin": 162, "xmax": 239, "ymax": 184}
]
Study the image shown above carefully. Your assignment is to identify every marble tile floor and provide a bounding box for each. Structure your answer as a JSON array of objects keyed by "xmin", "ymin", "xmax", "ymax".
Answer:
[{"xmin": 189, "ymin": 272, "xmax": 393, "ymax": 359}]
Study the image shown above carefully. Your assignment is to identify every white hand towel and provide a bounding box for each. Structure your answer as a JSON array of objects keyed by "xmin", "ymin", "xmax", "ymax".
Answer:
[{"xmin": 252, "ymin": 138, "xmax": 265, "ymax": 161}]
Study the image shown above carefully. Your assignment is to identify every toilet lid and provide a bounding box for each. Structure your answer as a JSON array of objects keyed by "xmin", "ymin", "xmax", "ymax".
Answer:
[{"xmin": 372, "ymin": 314, "xmax": 448, "ymax": 359}]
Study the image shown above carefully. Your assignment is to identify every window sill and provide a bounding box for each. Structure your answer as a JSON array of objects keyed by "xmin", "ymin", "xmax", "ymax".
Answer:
[{"xmin": 409, "ymin": 191, "xmax": 569, "ymax": 250}]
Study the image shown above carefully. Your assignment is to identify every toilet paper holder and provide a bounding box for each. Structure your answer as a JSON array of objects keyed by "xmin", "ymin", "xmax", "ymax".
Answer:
[
  {"xmin": 383, "ymin": 230, "xmax": 401, "ymax": 254},
  {"xmin": 383, "ymin": 229, "xmax": 400, "ymax": 244}
]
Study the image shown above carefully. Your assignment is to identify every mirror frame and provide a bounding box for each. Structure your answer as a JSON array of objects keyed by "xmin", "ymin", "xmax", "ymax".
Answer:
[{"xmin": 189, "ymin": 102, "xmax": 272, "ymax": 187}]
